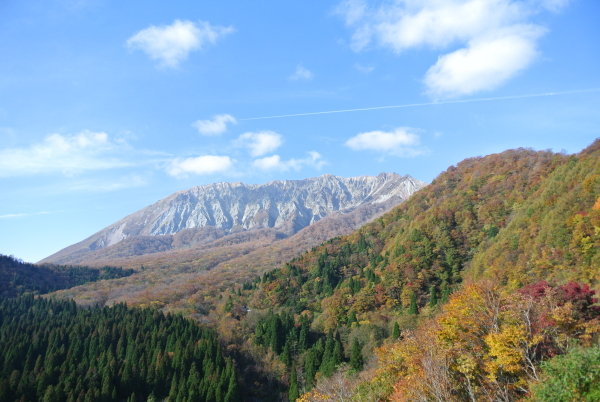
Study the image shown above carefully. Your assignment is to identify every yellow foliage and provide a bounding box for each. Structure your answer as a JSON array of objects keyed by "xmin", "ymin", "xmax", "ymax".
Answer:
[
  {"xmin": 583, "ymin": 175, "xmax": 600, "ymax": 193},
  {"xmin": 485, "ymin": 323, "xmax": 528, "ymax": 384},
  {"xmin": 580, "ymin": 318, "xmax": 600, "ymax": 345},
  {"xmin": 296, "ymin": 390, "xmax": 329, "ymax": 402},
  {"xmin": 361, "ymin": 280, "xmax": 600, "ymax": 401},
  {"xmin": 373, "ymin": 340, "xmax": 410, "ymax": 389},
  {"xmin": 437, "ymin": 282, "xmax": 493, "ymax": 354}
]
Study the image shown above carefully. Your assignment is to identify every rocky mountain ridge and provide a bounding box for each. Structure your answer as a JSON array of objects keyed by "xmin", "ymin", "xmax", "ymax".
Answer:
[{"xmin": 41, "ymin": 173, "xmax": 426, "ymax": 265}]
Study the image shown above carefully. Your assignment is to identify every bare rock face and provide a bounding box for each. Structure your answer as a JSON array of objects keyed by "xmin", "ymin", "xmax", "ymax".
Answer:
[{"xmin": 41, "ymin": 173, "xmax": 426, "ymax": 264}]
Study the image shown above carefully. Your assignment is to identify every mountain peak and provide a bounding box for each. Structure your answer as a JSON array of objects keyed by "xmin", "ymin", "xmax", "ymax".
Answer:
[{"xmin": 41, "ymin": 173, "xmax": 426, "ymax": 264}]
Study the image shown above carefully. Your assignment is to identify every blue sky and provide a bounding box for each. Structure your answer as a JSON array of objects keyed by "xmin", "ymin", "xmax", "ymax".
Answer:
[{"xmin": 1, "ymin": 0, "xmax": 599, "ymax": 263}]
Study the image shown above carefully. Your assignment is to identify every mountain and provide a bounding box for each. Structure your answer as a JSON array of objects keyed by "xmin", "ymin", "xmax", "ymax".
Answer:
[
  {"xmin": 0, "ymin": 254, "xmax": 133, "ymax": 298},
  {"xmin": 29, "ymin": 141, "xmax": 600, "ymax": 402},
  {"xmin": 225, "ymin": 140, "xmax": 600, "ymax": 401},
  {"xmin": 241, "ymin": 143, "xmax": 600, "ymax": 327},
  {"xmin": 243, "ymin": 146, "xmax": 576, "ymax": 318},
  {"xmin": 44, "ymin": 172, "xmax": 425, "ymax": 310},
  {"xmin": 41, "ymin": 172, "xmax": 426, "ymax": 267}
]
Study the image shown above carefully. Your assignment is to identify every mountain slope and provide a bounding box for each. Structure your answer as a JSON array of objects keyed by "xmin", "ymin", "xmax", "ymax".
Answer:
[
  {"xmin": 41, "ymin": 141, "xmax": 600, "ymax": 402},
  {"xmin": 0, "ymin": 254, "xmax": 133, "ymax": 298},
  {"xmin": 41, "ymin": 173, "xmax": 425, "ymax": 266},
  {"xmin": 470, "ymin": 141, "xmax": 600, "ymax": 286},
  {"xmin": 223, "ymin": 140, "xmax": 600, "ymax": 401},
  {"xmin": 47, "ymin": 173, "xmax": 425, "ymax": 310},
  {"xmin": 246, "ymin": 147, "xmax": 572, "ymax": 317}
]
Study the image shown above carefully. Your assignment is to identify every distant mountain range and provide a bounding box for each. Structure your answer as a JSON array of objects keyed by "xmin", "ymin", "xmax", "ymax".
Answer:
[{"xmin": 41, "ymin": 173, "xmax": 426, "ymax": 269}]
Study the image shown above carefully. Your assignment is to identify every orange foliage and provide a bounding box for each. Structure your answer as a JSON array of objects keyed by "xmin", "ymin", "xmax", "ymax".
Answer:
[{"xmin": 352, "ymin": 280, "xmax": 600, "ymax": 402}]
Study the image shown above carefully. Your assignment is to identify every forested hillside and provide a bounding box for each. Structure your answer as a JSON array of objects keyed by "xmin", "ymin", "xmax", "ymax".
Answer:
[
  {"xmin": 0, "ymin": 296, "xmax": 238, "ymax": 402},
  {"xmin": 216, "ymin": 140, "xmax": 600, "ymax": 401},
  {"xmin": 47, "ymin": 196, "xmax": 412, "ymax": 312},
  {"xmin": 7, "ymin": 141, "xmax": 598, "ymax": 402},
  {"xmin": 0, "ymin": 255, "xmax": 134, "ymax": 298},
  {"xmin": 470, "ymin": 141, "xmax": 600, "ymax": 285}
]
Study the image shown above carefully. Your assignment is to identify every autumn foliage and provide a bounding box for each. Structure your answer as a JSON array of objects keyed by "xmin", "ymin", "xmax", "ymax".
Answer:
[
  {"xmin": 350, "ymin": 280, "xmax": 600, "ymax": 402},
  {"xmin": 239, "ymin": 140, "xmax": 600, "ymax": 401},
  {"xmin": 19, "ymin": 139, "xmax": 599, "ymax": 401}
]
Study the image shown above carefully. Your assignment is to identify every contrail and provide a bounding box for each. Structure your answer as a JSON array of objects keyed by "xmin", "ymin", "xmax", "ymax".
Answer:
[{"xmin": 239, "ymin": 88, "xmax": 600, "ymax": 121}]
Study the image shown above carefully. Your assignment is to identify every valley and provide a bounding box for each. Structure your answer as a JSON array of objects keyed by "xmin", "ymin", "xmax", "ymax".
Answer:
[
  {"xmin": 3, "ymin": 1, "xmax": 597, "ymax": 401},
  {"xmin": 2, "ymin": 141, "xmax": 600, "ymax": 402}
]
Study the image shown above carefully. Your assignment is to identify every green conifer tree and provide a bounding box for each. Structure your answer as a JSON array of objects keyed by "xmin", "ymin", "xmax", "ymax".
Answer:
[
  {"xmin": 100, "ymin": 369, "xmax": 113, "ymax": 400},
  {"xmin": 441, "ymin": 282, "xmax": 451, "ymax": 304},
  {"xmin": 429, "ymin": 284, "xmax": 438, "ymax": 308},
  {"xmin": 350, "ymin": 338, "xmax": 363, "ymax": 371},
  {"xmin": 332, "ymin": 339, "xmax": 343, "ymax": 368},
  {"xmin": 409, "ymin": 292, "xmax": 418, "ymax": 315},
  {"xmin": 348, "ymin": 277, "xmax": 356, "ymax": 295},
  {"xmin": 280, "ymin": 340, "xmax": 292, "ymax": 367},
  {"xmin": 288, "ymin": 366, "xmax": 299, "ymax": 402},
  {"xmin": 255, "ymin": 322, "xmax": 264, "ymax": 345},
  {"xmin": 298, "ymin": 320, "xmax": 308, "ymax": 352},
  {"xmin": 319, "ymin": 330, "xmax": 334, "ymax": 375},
  {"xmin": 224, "ymin": 296, "xmax": 233, "ymax": 313},
  {"xmin": 353, "ymin": 278, "xmax": 361, "ymax": 294},
  {"xmin": 224, "ymin": 373, "xmax": 239, "ymax": 402},
  {"xmin": 268, "ymin": 315, "xmax": 284, "ymax": 354},
  {"xmin": 347, "ymin": 310, "xmax": 358, "ymax": 327},
  {"xmin": 392, "ymin": 322, "xmax": 401, "ymax": 340},
  {"xmin": 304, "ymin": 349, "xmax": 318, "ymax": 390}
]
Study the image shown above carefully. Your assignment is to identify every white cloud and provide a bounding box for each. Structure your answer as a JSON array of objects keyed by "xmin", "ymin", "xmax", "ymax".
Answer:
[
  {"xmin": 342, "ymin": 0, "xmax": 528, "ymax": 53},
  {"xmin": 290, "ymin": 65, "xmax": 314, "ymax": 81},
  {"xmin": 127, "ymin": 20, "xmax": 234, "ymax": 68},
  {"xmin": 237, "ymin": 131, "xmax": 283, "ymax": 157},
  {"xmin": 253, "ymin": 151, "xmax": 325, "ymax": 172},
  {"xmin": 345, "ymin": 127, "xmax": 424, "ymax": 156},
  {"xmin": 538, "ymin": 0, "xmax": 571, "ymax": 12},
  {"xmin": 0, "ymin": 212, "xmax": 50, "ymax": 219},
  {"xmin": 252, "ymin": 155, "xmax": 284, "ymax": 170},
  {"xmin": 335, "ymin": 0, "xmax": 367, "ymax": 25},
  {"xmin": 355, "ymin": 63, "xmax": 375, "ymax": 73},
  {"xmin": 192, "ymin": 114, "xmax": 236, "ymax": 136},
  {"xmin": 0, "ymin": 213, "xmax": 28, "ymax": 219},
  {"xmin": 0, "ymin": 131, "xmax": 133, "ymax": 177},
  {"xmin": 167, "ymin": 155, "xmax": 233, "ymax": 177},
  {"xmin": 336, "ymin": 0, "xmax": 566, "ymax": 98},
  {"xmin": 425, "ymin": 25, "xmax": 544, "ymax": 98}
]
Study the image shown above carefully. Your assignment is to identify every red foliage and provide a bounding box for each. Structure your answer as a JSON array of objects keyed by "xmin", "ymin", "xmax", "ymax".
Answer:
[
  {"xmin": 520, "ymin": 280, "xmax": 550, "ymax": 300},
  {"xmin": 555, "ymin": 281, "xmax": 600, "ymax": 321},
  {"xmin": 521, "ymin": 280, "xmax": 600, "ymax": 319}
]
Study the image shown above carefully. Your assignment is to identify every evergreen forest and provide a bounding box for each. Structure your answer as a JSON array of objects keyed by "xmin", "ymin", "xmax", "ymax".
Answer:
[
  {"xmin": 0, "ymin": 296, "xmax": 238, "ymax": 402},
  {"xmin": 2, "ymin": 139, "xmax": 600, "ymax": 401},
  {"xmin": 0, "ymin": 255, "xmax": 134, "ymax": 298}
]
